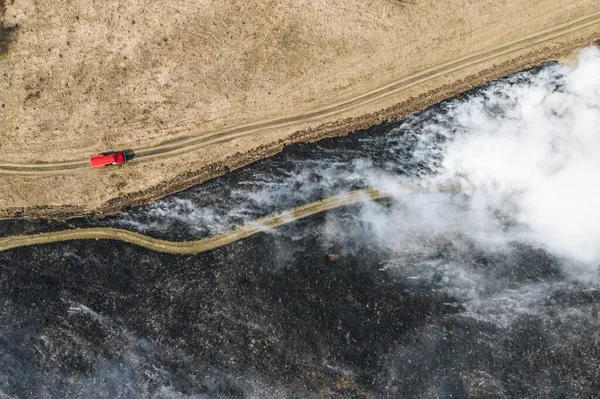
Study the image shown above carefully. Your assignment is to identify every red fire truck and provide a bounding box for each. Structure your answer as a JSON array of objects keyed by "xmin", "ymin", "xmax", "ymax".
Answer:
[{"xmin": 90, "ymin": 152, "xmax": 127, "ymax": 168}]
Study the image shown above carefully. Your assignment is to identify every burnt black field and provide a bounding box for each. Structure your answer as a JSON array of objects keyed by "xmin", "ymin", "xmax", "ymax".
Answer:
[
  {"xmin": 3, "ymin": 209, "xmax": 600, "ymax": 398},
  {"xmin": 2, "ymin": 62, "xmax": 600, "ymax": 398}
]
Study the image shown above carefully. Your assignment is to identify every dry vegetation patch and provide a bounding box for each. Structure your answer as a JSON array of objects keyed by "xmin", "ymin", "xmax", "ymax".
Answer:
[{"xmin": 0, "ymin": 0, "xmax": 599, "ymax": 217}]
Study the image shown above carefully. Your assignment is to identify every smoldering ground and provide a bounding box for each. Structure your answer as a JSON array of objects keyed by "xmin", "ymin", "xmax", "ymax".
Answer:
[
  {"xmin": 2, "ymin": 47, "xmax": 600, "ymax": 397},
  {"xmin": 1, "ymin": 208, "xmax": 600, "ymax": 398},
  {"xmin": 72, "ymin": 47, "xmax": 600, "ymax": 270},
  {"xmin": 0, "ymin": 211, "xmax": 457, "ymax": 398}
]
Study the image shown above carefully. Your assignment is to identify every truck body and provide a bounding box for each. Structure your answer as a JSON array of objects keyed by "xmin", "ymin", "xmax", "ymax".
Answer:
[{"xmin": 90, "ymin": 152, "xmax": 127, "ymax": 168}]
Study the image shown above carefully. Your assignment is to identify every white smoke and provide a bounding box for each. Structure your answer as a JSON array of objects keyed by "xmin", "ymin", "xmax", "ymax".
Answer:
[
  {"xmin": 320, "ymin": 46, "xmax": 600, "ymax": 325},
  {"xmin": 437, "ymin": 46, "xmax": 600, "ymax": 266},
  {"xmin": 112, "ymin": 46, "xmax": 600, "ymax": 274}
]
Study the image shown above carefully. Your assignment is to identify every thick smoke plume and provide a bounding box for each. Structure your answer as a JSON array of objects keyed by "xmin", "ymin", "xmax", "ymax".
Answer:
[
  {"xmin": 111, "ymin": 47, "xmax": 600, "ymax": 277},
  {"xmin": 351, "ymin": 47, "xmax": 600, "ymax": 277},
  {"xmin": 436, "ymin": 46, "xmax": 600, "ymax": 266}
]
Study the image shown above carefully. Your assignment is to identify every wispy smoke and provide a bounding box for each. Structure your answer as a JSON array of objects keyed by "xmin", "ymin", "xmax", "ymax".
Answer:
[
  {"xmin": 5, "ymin": 47, "xmax": 600, "ymax": 398},
  {"xmin": 338, "ymin": 46, "xmax": 599, "ymax": 273},
  {"xmin": 104, "ymin": 46, "xmax": 600, "ymax": 322},
  {"xmin": 318, "ymin": 46, "xmax": 599, "ymax": 334},
  {"xmin": 112, "ymin": 48, "xmax": 600, "ymax": 271}
]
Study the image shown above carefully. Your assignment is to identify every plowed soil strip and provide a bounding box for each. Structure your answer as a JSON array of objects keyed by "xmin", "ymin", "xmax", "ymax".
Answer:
[{"xmin": 2, "ymin": 11, "xmax": 600, "ymax": 174}]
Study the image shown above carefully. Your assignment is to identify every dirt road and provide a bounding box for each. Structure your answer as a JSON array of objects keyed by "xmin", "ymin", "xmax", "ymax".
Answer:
[
  {"xmin": 1, "ymin": 10, "xmax": 599, "ymax": 175},
  {"xmin": 0, "ymin": 188, "xmax": 389, "ymax": 253},
  {"xmin": 0, "ymin": 178, "xmax": 466, "ymax": 252}
]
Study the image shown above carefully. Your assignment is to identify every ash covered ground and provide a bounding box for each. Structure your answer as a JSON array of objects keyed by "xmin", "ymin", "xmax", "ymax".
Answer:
[
  {"xmin": 2, "ymin": 209, "xmax": 600, "ymax": 398},
  {"xmin": 2, "ymin": 48, "xmax": 600, "ymax": 398}
]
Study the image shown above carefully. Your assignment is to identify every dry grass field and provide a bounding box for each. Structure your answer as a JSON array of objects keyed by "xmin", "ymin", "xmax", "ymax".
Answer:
[{"xmin": 0, "ymin": 0, "xmax": 599, "ymax": 217}]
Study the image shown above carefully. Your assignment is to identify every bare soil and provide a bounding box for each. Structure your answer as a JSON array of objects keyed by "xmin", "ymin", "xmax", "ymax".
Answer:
[{"xmin": 0, "ymin": 0, "xmax": 599, "ymax": 218}]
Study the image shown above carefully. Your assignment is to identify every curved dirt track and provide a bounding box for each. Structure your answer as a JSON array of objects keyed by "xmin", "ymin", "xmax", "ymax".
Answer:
[
  {"xmin": 1, "ymin": 10, "xmax": 600, "ymax": 175},
  {"xmin": 0, "ymin": 188, "xmax": 390, "ymax": 253}
]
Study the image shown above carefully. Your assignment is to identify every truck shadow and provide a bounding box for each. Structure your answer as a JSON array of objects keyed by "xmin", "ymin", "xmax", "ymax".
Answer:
[{"xmin": 123, "ymin": 149, "xmax": 136, "ymax": 162}]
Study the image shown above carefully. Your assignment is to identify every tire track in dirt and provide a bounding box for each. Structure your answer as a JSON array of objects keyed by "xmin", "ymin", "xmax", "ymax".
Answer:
[{"xmin": 1, "ymin": 10, "xmax": 599, "ymax": 175}]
